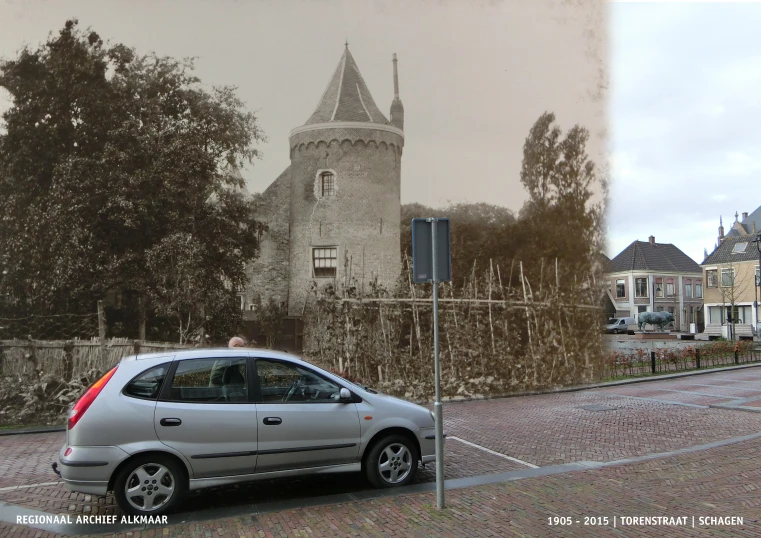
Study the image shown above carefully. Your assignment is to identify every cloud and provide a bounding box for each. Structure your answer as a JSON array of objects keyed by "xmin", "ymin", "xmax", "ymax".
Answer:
[{"xmin": 608, "ymin": 1, "xmax": 761, "ymax": 264}]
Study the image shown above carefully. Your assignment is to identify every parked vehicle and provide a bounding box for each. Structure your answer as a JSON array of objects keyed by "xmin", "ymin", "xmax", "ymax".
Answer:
[
  {"xmin": 605, "ymin": 317, "xmax": 635, "ymax": 334},
  {"xmin": 56, "ymin": 349, "xmax": 438, "ymax": 516}
]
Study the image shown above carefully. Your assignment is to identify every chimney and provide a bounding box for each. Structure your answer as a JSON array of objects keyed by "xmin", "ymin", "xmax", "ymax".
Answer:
[
  {"xmin": 648, "ymin": 235, "xmax": 655, "ymax": 245},
  {"xmin": 742, "ymin": 212, "xmax": 749, "ymax": 220}
]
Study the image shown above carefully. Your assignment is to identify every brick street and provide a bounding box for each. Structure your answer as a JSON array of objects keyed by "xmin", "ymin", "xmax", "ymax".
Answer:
[{"xmin": 2, "ymin": 367, "xmax": 761, "ymax": 536}]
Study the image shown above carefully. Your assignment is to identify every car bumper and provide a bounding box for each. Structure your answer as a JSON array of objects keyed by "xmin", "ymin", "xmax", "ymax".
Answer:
[
  {"xmin": 58, "ymin": 444, "xmax": 129, "ymax": 496},
  {"xmin": 417, "ymin": 427, "xmax": 445, "ymax": 463}
]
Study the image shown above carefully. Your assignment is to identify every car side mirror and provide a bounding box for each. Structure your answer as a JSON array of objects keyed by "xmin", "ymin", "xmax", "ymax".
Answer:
[{"xmin": 339, "ymin": 388, "xmax": 352, "ymax": 402}]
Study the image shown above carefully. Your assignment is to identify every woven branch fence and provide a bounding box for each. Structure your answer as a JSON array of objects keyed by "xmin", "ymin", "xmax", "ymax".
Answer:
[
  {"xmin": 0, "ymin": 338, "xmax": 195, "ymax": 380},
  {"xmin": 303, "ymin": 258, "xmax": 608, "ymax": 401}
]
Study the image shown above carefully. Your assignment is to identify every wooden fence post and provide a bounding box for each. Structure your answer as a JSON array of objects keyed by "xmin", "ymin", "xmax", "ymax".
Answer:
[
  {"xmin": 133, "ymin": 340, "xmax": 141, "ymax": 356},
  {"xmin": 63, "ymin": 341, "xmax": 74, "ymax": 382},
  {"xmin": 97, "ymin": 300, "xmax": 106, "ymax": 365}
]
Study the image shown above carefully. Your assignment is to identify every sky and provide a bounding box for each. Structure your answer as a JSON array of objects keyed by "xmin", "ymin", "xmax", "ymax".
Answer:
[
  {"xmin": 608, "ymin": 1, "xmax": 761, "ymax": 264},
  {"xmin": 0, "ymin": 0, "xmax": 607, "ymax": 215}
]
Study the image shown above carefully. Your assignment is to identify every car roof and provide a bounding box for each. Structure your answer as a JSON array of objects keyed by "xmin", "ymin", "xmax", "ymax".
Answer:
[{"xmin": 121, "ymin": 347, "xmax": 307, "ymax": 364}]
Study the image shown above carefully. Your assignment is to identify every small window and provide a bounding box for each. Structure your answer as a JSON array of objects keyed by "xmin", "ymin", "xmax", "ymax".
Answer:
[
  {"xmin": 124, "ymin": 364, "xmax": 169, "ymax": 400},
  {"xmin": 321, "ymin": 172, "xmax": 335, "ymax": 196},
  {"xmin": 721, "ymin": 268, "xmax": 735, "ymax": 287},
  {"xmin": 756, "ymin": 266, "xmax": 760, "ymax": 286},
  {"xmin": 655, "ymin": 279, "xmax": 664, "ymax": 298},
  {"xmin": 706, "ymin": 270, "xmax": 717, "ymax": 287},
  {"xmin": 256, "ymin": 359, "xmax": 343, "ymax": 403},
  {"xmin": 685, "ymin": 283, "xmax": 692, "ymax": 298},
  {"xmin": 732, "ymin": 242, "xmax": 748, "ymax": 253},
  {"xmin": 635, "ymin": 278, "xmax": 648, "ymax": 298},
  {"xmin": 666, "ymin": 282, "xmax": 675, "ymax": 297},
  {"xmin": 237, "ymin": 294, "xmax": 245, "ymax": 310},
  {"xmin": 313, "ymin": 247, "xmax": 338, "ymax": 278},
  {"xmin": 249, "ymin": 304, "xmax": 256, "ymax": 311},
  {"xmin": 615, "ymin": 279, "xmax": 625, "ymax": 298},
  {"xmin": 695, "ymin": 283, "xmax": 703, "ymax": 298},
  {"xmin": 169, "ymin": 358, "xmax": 248, "ymax": 403}
]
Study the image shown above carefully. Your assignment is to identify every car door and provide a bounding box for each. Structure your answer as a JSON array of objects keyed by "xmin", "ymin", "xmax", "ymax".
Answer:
[
  {"xmin": 154, "ymin": 355, "xmax": 258, "ymax": 479},
  {"xmin": 253, "ymin": 358, "xmax": 361, "ymax": 473}
]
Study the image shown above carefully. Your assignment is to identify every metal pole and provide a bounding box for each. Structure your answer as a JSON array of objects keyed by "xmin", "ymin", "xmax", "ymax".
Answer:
[{"xmin": 429, "ymin": 217, "xmax": 445, "ymax": 509}]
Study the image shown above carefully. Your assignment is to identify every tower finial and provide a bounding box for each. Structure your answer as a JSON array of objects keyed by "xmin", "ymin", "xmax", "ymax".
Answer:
[
  {"xmin": 389, "ymin": 53, "xmax": 404, "ymax": 130},
  {"xmin": 345, "ymin": 39, "xmax": 348, "ymax": 49},
  {"xmin": 392, "ymin": 53, "xmax": 399, "ymax": 99}
]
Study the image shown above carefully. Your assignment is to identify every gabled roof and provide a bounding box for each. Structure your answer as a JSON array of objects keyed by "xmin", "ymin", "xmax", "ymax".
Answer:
[
  {"xmin": 726, "ymin": 205, "xmax": 761, "ymax": 237},
  {"xmin": 303, "ymin": 46, "xmax": 389, "ymax": 126},
  {"xmin": 702, "ymin": 234, "xmax": 761, "ymax": 265},
  {"xmin": 609, "ymin": 241, "xmax": 701, "ymax": 274}
]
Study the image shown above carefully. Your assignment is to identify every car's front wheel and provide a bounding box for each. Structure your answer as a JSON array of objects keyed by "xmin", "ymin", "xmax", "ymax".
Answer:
[
  {"xmin": 113, "ymin": 454, "xmax": 187, "ymax": 516},
  {"xmin": 364, "ymin": 434, "xmax": 419, "ymax": 488}
]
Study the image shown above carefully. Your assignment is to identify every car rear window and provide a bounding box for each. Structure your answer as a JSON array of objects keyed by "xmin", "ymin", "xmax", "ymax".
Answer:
[{"xmin": 123, "ymin": 364, "xmax": 170, "ymax": 400}]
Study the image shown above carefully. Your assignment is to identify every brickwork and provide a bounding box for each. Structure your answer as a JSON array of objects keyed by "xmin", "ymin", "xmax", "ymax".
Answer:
[
  {"xmin": 3, "ymin": 435, "xmax": 761, "ymax": 536},
  {"xmin": 243, "ymin": 166, "xmax": 292, "ymax": 314},
  {"xmin": 286, "ymin": 134, "xmax": 403, "ymax": 316},
  {"xmin": 245, "ymin": 49, "xmax": 405, "ymax": 318}
]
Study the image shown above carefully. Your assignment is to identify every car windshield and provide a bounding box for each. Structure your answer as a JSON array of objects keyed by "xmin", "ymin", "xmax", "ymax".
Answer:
[{"xmin": 608, "ymin": 318, "xmax": 619, "ymax": 324}]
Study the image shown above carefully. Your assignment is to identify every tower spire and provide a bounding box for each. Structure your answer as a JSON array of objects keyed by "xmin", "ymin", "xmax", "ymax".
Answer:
[
  {"xmin": 392, "ymin": 53, "xmax": 399, "ymax": 99},
  {"xmin": 390, "ymin": 53, "xmax": 404, "ymax": 130}
]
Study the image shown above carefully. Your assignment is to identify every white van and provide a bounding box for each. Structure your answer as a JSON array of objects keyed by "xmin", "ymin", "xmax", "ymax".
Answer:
[{"xmin": 605, "ymin": 317, "xmax": 635, "ymax": 334}]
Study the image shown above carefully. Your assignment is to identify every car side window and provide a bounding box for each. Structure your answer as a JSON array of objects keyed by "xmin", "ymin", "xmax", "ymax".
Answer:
[
  {"xmin": 168, "ymin": 358, "xmax": 248, "ymax": 403},
  {"xmin": 256, "ymin": 359, "xmax": 342, "ymax": 404},
  {"xmin": 123, "ymin": 364, "xmax": 170, "ymax": 400}
]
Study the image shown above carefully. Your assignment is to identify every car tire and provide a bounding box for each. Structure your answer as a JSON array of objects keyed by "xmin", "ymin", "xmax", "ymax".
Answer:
[
  {"xmin": 364, "ymin": 434, "xmax": 419, "ymax": 488},
  {"xmin": 613, "ymin": 329, "xmax": 620, "ymax": 334},
  {"xmin": 113, "ymin": 454, "xmax": 187, "ymax": 516}
]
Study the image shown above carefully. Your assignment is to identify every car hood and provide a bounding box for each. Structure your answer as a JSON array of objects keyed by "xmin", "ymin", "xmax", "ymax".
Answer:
[{"xmin": 363, "ymin": 391, "xmax": 432, "ymax": 418}]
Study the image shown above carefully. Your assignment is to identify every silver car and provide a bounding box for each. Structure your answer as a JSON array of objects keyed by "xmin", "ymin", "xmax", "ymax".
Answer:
[{"xmin": 56, "ymin": 349, "xmax": 437, "ymax": 515}]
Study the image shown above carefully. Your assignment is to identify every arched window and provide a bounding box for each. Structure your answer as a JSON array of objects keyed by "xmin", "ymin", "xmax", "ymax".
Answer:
[{"xmin": 321, "ymin": 172, "xmax": 335, "ymax": 196}]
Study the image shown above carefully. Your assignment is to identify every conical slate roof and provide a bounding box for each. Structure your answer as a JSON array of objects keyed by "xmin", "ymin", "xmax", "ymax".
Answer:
[{"xmin": 304, "ymin": 46, "xmax": 389, "ymax": 126}]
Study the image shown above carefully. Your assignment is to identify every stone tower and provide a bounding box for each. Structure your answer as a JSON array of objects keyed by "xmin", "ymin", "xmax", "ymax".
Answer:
[{"xmin": 286, "ymin": 45, "xmax": 404, "ymax": 315}]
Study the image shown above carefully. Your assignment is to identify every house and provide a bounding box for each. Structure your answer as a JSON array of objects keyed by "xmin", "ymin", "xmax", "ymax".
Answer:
[
  {"xmin": 241, "ymin": 45, "xmax": 405, "ymax": 318},
  {"xmin": 702, "ymin": 211, "xmax": 761, "ymax": 338},
  {"xmin": 606, "ymin": 236, "xmax": 704, "ymax": 331}
]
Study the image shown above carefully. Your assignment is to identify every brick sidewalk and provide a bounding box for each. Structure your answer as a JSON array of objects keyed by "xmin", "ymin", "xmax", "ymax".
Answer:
[{"xmin": 2, "ymin": 431, "xmax": 761, "ymax": 536}]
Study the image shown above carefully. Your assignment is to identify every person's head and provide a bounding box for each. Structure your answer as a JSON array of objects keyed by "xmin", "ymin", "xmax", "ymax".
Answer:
[{"xmin": 228, "ymin": 336, "xmax": 246, "ymax": 348}]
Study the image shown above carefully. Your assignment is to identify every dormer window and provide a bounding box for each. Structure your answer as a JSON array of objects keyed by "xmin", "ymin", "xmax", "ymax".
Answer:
[
  {"xmin": 732, "ymin": 242, "xmax": 748, "ymax": 253},
  {"xmin": 321, "ymin": 172, "xmax": 335, "ymax": 196}
]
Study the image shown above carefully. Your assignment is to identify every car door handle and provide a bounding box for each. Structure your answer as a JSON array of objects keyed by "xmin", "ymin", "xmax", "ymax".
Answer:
[
  {"xmin": 263, "ymin": 417, "xmax": 282, "ymax": 425},
  {"xmin": 160, "ymin": 418, "xmax": 182, "ymax": 427}
]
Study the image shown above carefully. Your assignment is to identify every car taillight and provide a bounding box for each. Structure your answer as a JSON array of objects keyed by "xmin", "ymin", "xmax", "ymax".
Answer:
[{"xmin": 68, "ymin": 366, "xmax": 118, "ymax": 430}]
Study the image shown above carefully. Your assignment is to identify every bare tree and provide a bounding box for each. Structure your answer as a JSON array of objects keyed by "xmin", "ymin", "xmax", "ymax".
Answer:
[{"xmin": 717, "ymin": 261, "xmax": 750, "ymax": 340}]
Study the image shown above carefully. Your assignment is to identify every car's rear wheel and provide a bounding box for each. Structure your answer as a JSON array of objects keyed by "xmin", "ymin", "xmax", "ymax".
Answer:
[
  {"xmin": 364, "ymin": 434, "xmax": 418, "ymax": 488},
  {"xmin": 113, "ymin": 454, "xmax": 187, "ymax": 516}
]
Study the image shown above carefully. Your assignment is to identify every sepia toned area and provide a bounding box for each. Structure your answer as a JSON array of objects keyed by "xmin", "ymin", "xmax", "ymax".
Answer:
[{"xmin": 0, "ymin": 0, "xmax": 608, "ymax": 425}]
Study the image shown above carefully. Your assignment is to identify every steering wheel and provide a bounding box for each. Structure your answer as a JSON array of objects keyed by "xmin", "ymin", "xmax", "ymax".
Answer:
[{"xmin": 282, "ymin": 378, "xmax": 303, "ymax": 402}]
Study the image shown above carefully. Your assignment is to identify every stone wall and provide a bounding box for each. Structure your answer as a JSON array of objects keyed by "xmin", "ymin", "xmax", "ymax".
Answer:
[
  {"xmin": 243, "ymin": 166, "xmax": 291, "ymax": 317},
  {"xmin": 286, "ymin": 128, "xmax": 403, "ymax": 316}
]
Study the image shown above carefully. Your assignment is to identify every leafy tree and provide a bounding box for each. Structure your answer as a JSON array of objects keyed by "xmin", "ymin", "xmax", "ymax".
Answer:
[
  {"xmin": 400, "ymin": 202, "xmax": 516, "ymax": 288},
  {"xmin": 517, "ymin": 111, "xmax": 606, "ymax": 285},
  {"xmin": 0, "ymin": 20, "xmax": 265, "ymax": 340}
]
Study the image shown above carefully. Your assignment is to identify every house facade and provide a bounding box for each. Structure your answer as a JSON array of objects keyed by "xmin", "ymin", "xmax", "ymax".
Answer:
[
  {"xmin": 606, "ymin": 236, "xmax": 704, "ymax": 331},
  {"xmin": 701, "ymin": 230, "xmax": 760, "ymax": 336}
]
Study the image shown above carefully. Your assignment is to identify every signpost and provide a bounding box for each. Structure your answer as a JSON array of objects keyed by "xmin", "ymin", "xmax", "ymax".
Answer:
[{"xmin": 411, "ymin": 218, "xmax": 451, "ymax": 509}]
